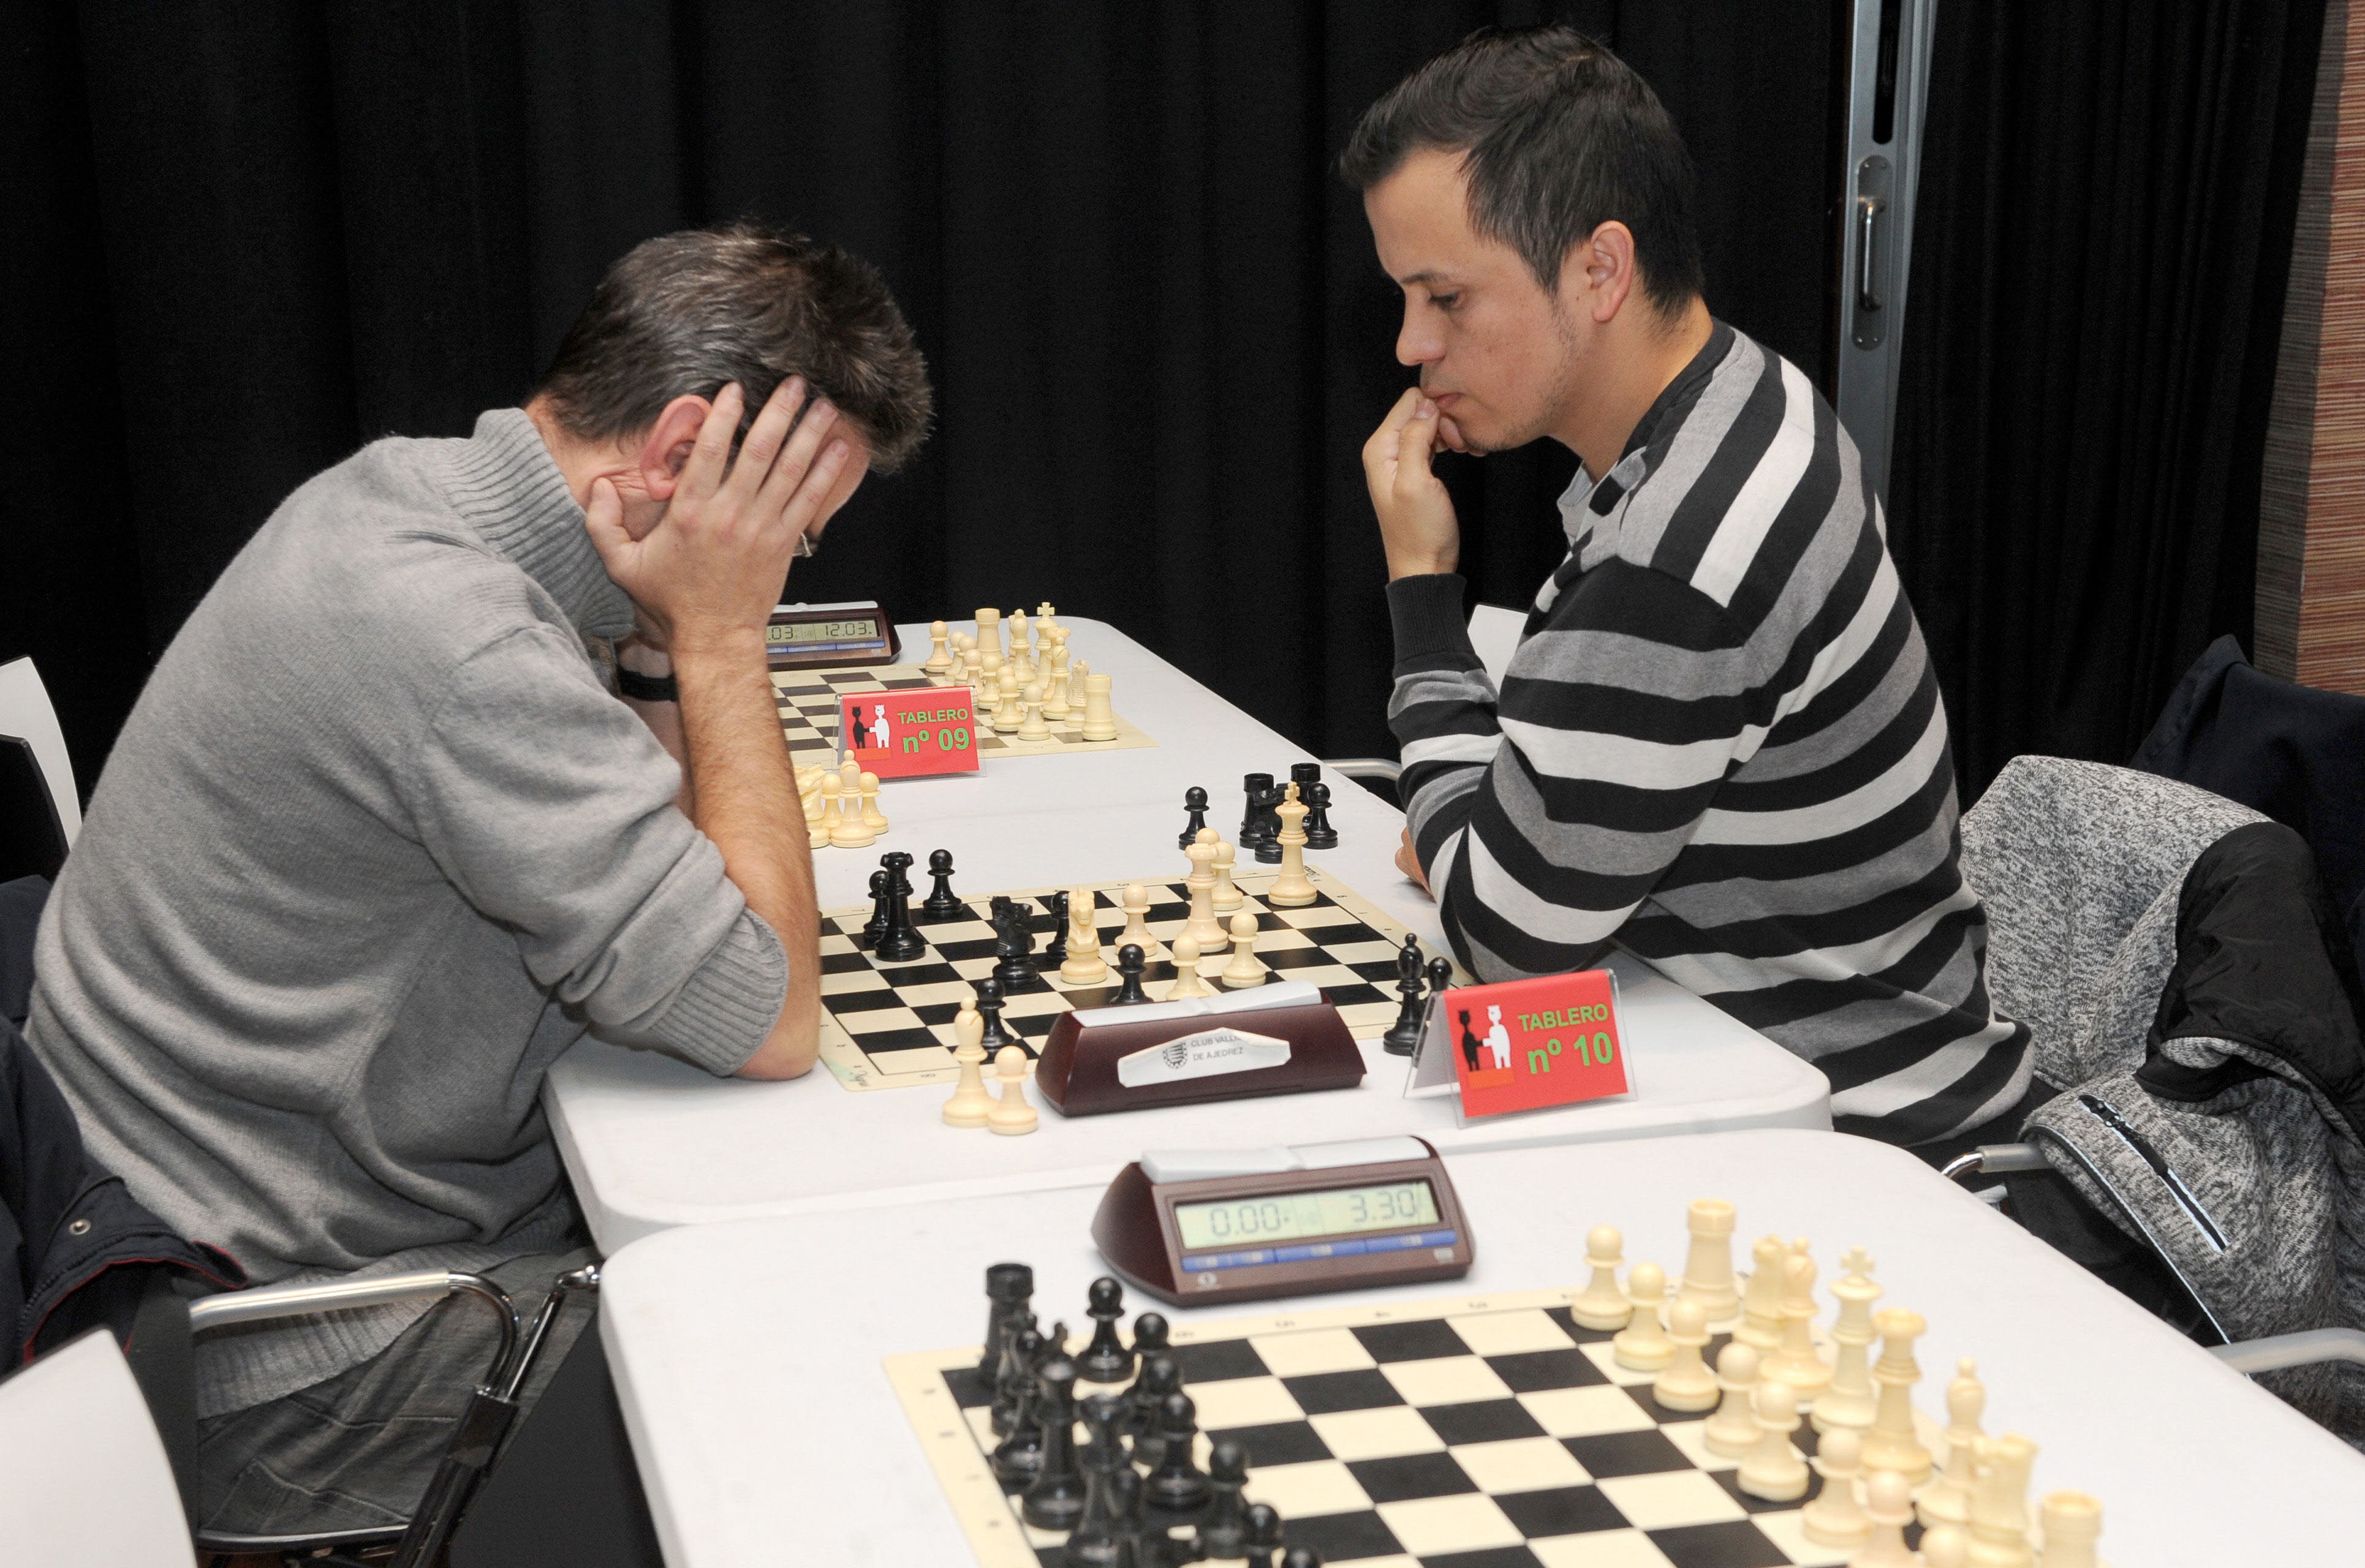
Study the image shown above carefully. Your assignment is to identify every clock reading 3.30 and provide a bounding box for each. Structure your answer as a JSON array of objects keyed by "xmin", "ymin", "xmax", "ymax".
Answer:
[{"xmin": 1173, "ymin": 1182, "xmax": 1440, "ymax": 1250}]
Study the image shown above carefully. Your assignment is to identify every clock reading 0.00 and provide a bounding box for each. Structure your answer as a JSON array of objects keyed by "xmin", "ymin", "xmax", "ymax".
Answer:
[
  {"xmin": 766, "ymin": 618, "xmax": 879, "ymax": 646},
  {"xmin": 1172, "ymin": 1182, "xmax": 1441, "ymax": 1250}
]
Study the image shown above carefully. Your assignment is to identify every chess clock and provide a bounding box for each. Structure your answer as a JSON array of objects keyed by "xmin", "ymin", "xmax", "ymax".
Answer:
[
  {"xmin": 764, "ymin": 600, "xmax": 902, "ymax": 670},
  {"xmin": 1091, "ymin": 1135, "xmax": 1474, "ymax": 1306}
]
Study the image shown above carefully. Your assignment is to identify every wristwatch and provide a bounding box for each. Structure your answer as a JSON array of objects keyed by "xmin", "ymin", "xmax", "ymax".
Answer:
[{"xmin": 616, "ymin": 666, "xmax": 679, "ymax": 704}]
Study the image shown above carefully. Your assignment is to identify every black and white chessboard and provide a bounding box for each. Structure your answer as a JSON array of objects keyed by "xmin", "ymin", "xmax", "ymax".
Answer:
[
  {"xmin": 886, "ymin": 1286, "xmax": 1921, "ymax": 1568},
  {"xmin": 817, "ymin": 866, "xmax": 1465, "ymax": 1091},
  {"xmin": 771, "ymin": 665, "xmax": 1155, "ymax": 767}
]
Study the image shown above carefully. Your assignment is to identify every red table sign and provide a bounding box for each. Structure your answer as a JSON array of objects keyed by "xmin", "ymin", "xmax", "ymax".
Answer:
[
  {"xmin": 1407, "ymin": 968, "xmax": 1631, "ymax": 1121},
  {"xmin": 838, "ymin": 687, "xmax": 982, "ymax": 779}
]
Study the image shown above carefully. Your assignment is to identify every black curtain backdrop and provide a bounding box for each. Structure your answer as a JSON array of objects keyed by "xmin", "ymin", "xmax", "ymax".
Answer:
[
  {"xmin": 4, "ymin": 2, "xmax": 1839, "ymax": 793},
  {"xmin": 1888, "ymin": 0, "xmax": 2326, "ymax": 800}
]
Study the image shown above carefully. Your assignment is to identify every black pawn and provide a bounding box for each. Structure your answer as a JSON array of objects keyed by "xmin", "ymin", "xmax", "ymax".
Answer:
[
  {"xmin": 1131, "ymin": 1311, "xmax": 1171, "ymax": 1368},
  {"xmin": 1425, "ymin": 955, "xmax": 1453, "ymax": 997},
  {"xmin": 1301, "ymin": 780, "xmax": 1338, "ymax": 850},
  {"xmin": 1176, "ymin": 786, "xmax": 1210, "ymax": 850},
  {"xmin": 1126, "ymin": 1352, "xmax": 1181, "ymax": 1458},
  {"xmin": 1380, "ymin": 935, "xmax": 1429, "ymax": 1057},
  {"xmin": 1195, "ymin": 1439, "xmax": 1250, "ymax": 1559},
  {"xmin": 1145, "ymin": 1391, "xmax": 1210, "ymax": 1515},
  {"xmin": 1238, "ymin": 773, "xmax": 1276, "ymax": 851},
  {"xmin": 1241, "ymin": 1504, "xmax": 1285, "ymax": 1568},
  {"xmin": 975, "ymin": 978, "xmax": 1016, "ymax": 1053},
  {"xmin": 862, "ymin": 869, "xmax": 890, "ymax": 948},
  {"xmin": 1105, "ymin": 1467, "xmax": 1149, "ymax": 1567},
  {"xmin": 991, "ymin": 1327, "xmax": 1046, "ymax": 1479},
  {"xmin": 921, "ymin": 848, "xmax": 961, "ymax": 921},
  {"xmin": 1077, "ymin": 1276, "xmax": 1135, "ymax": 1382},
  {"xmin": 1113, "ymin": 944, "xmax": 1150, "ymax": 1005},
  {"xmin": 1022, "ymin": 1359, "xmax": 1089, "ymax": 1529},
  {"xmin": 1044, "ymin": 888, "xmax": 1070, "ymax": 965},
  {"xmin": 876, "ymin": 851, "xmax": 928, "ymax": 962},
  {"xmin": 978, "ymin": 1261, "xmax": 1034, "ymax": 1381}
]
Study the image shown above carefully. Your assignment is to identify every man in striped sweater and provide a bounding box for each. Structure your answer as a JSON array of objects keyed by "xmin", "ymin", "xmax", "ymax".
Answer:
[{"xmin": 1344, "ymin": 27, "xmax": 2033, "ymax": 1147}]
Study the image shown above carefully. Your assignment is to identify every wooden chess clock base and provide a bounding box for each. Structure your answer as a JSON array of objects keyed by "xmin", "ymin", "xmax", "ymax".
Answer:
[{"xmin": 1031, "ymin": 980, "xmax": 1366, "ymax": 1117}]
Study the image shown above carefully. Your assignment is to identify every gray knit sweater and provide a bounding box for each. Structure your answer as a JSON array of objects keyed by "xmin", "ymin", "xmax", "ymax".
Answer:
[{"xmin": 26, "ymin": 409, "xmax": 788, "ymax": 1414}]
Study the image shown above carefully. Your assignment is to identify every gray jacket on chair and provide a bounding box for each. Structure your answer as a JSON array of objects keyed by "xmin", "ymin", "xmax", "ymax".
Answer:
[{"xmin": 1962, "ymin": 757, "xmax": 2365, "ymax": 1442}]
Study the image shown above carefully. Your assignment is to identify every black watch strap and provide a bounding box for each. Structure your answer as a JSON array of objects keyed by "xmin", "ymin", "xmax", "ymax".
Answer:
[{"xmin": 616, "ymin": 666, "xmax": 679, "ymax": 704}]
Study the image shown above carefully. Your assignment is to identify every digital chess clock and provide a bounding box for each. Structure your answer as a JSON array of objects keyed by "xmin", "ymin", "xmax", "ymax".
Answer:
[
  {"xmin": 765, "ymin": 600, "xmax": 902, "ymax": 670},
  {"xmin": 1091, "ymin": 1135, "xmax": 1473, "ymax": 1306}
]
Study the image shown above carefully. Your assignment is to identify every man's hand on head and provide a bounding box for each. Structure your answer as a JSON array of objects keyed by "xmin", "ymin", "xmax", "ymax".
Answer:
[
  {"xmin": 585, "ymin": 379, "xmax": 852, "ymax": 660},
  {"xmin": 1362, "ymin": 386, "xmax": 1463, "ymax": 581}
]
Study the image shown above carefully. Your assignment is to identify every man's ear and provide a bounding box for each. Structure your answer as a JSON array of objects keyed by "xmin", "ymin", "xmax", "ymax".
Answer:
[
  {"xmin": 1566, "ymin": 221, "xmax": 1638, "ymax": 325},
  {"xmin": 635, "ymin": 394, "xmax": 714, "ymax": 501}
]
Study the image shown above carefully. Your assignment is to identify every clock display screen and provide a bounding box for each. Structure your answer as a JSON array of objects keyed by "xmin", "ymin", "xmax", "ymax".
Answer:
[
  {"xmin": 766, "ymin": 617, "xmax": 879, "ymax": 646},
  {"xmin": 1173, "ymin": 1182, "xmax": 1440, "ymax": 1250}
]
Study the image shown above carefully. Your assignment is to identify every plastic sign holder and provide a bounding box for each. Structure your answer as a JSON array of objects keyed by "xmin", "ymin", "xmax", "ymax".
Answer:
[
  {"xmin": 1405, "ymin": 968, "xmax": 1632, "ymax": 1124},
  {"xmin": 838, "ymin": 687, "xmax": 982, "ymax": 780}
]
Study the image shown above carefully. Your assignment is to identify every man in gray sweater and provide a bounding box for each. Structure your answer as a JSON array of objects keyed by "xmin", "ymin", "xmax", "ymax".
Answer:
[{"xmin": 25, "ymin": 224, "xmax": 930, "ymax": 1534}]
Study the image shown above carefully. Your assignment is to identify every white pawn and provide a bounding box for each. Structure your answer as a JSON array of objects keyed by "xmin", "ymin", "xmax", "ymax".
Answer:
[
  {"xmin": 1018, "ymin": 684, "xmax": 1050, "ymax": 741},
  {"xmin": 2036, "ymin": 1491, "xmax": 2103, "ymax": 1568},
  {"xmin": 1651, "ymin": 1297, "xmax": 1718, "ymax": 1411},
  {"xmin": 858, "ymin": 771, "xmax": 888, "ymax": 832},
  {"xmin": 1854, "ymin": 1469, "xmax": 1917, "ymax": 1567},
  {"xmin": 1799, "ymin": 1427, "xmax": 1871, "ymax": 1549},
  {"xmin": 1735, "ymin": 1379, "xmax": 1807, "ymax": 1502},
  {"xmin": 1118, "ymin": 882, "xmax": 1154, "ymax": 952},
  {"xmin": 1921, "ymin": 1523, "xmax": 1971, "ymax": 1568},
  {"xmin": 1920, "ymin": 1357, "xmax": 1985, "ymax": 1531},
  {"xmin": 992, "ymin": 665, "xmax": 1021, "ymax": 731},
  {"xmin": 1570, "ymin": 1226, "xmax": 1630, "ymax": 1331},
  {"xmin": 1220, "ymin": 912, "xmax": 1263, "ymax": 986},
  {"xmin": 1061, "ymin": 889, "xmax": 1108, "ymax": 985},
  {"xmin": 1701, "ymin": 1342, "xmax": 1763, "ymax": 1458},
  {"xmin": 923, "ymin": 619, "xmax": 952, "ymax": 677},
  {"xmin": 962, "ymin": 645, "xmax": 983, "ymax": 688},
  {"xmin": 1611, "ymin": 1262, "xmax": 1673, "ymax": 1371},
  {"xmin": 986, "ymin": 1046, "xmax": 1037, "ymax": 1136},
  {"xmin": 1678, "ymin": 1197, "xmax": 1740, "ymax": 1323},
  {"xmin": 1210, "ymin": 839, "xmax": 1243, "ymax": 911},
  {"xmin": 1164, "ymin": 936, "xmax": 1213, "ymax": 1000},
  {"xmin": 1735, "ymin": 1234, "xmax": 1787, "ymax": 1352},
  {"xmin": 941, "ymin": 1005, "xmax": 993, "ymax": 1128},
  {"xmin": 808, "ymin": 774, "xmax": 836, "ymax": 849}
]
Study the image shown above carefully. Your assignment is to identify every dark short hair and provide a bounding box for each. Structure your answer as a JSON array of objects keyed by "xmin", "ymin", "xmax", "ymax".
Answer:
[
  {"xmin": 1339, "ymin": 26, "xmax": 1705, "ymax": 315},
  {"xmin": 534, "ymin": 222, "xmax": 932, "ymax": 472}
]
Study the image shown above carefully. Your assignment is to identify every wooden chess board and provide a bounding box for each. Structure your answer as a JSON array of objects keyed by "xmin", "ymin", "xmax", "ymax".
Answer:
[
  {"xmin": 816, "ymin": 865, "xmax": 1467, "ymax": 1092},
  {"xmin": 885, "ymin": 1287, "xmax": 1943, "ymax": 1568},
  {"xmin": 771, "ymin": 664, "xmax": 1156, "ymax": 766}
]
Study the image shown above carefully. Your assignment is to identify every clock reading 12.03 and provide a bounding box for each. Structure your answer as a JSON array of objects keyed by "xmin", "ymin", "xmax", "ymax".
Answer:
[{"xmin": 1172, "ymin": 1181, "xmax": 1440, "ymax": 1250}]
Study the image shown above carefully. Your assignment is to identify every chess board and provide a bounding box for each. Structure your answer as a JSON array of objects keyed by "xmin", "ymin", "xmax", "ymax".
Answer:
[
  {"xmin": 817, "ymin": 864, "xmax": 1466, "ymax": 1091},
  {"xmin": 771, "ymin": 664, "xmax": 1156, "ymax": 766},
  {"xmin": 886, "ymin": 1286, "xmax": 1945, "ymax": 1568}
]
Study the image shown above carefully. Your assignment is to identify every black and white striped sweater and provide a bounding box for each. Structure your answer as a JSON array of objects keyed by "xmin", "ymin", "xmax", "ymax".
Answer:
[{"xmin": 1387, "ymin": 322, "xmax": 2030, "ymax": 1145}]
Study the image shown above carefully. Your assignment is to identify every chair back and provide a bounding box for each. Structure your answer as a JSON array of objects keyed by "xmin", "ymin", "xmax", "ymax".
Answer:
[
  {"xmin": 0, "ymin": 658, "xmax": 78, "ymax": 879},
  {"xmin": 0, "ymin": 1328, "xmax": 195, "ymax": 1564}
]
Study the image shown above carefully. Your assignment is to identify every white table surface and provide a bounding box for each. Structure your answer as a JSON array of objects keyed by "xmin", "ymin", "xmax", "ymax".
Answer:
[
  {"xmin": 599, "ymin": 1128, "xmax": 2365, "ymax": 1567},
  {"xmin": 546, "ymin": 619, "xmax": 1829, "ymax": 1251}
]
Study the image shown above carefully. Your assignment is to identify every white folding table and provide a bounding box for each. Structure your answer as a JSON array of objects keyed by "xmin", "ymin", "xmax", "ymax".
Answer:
[
  {"xmin": 544, "ymin": 619, "xmax": 1830, "ymax": 1251},
  {"xmin": 599, "ymin": 1128, "xmax": 2365, "ymax": 1567}
]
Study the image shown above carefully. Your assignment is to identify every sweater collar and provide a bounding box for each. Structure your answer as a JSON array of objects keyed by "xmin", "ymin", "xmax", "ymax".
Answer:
[
  {"xmin": 1555, "ymin": 318, "xmax": 1739, "ymax": 545},
  {"xmin": 443, "ymin": 408, "xmax": 637, "ymax": 641}
]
